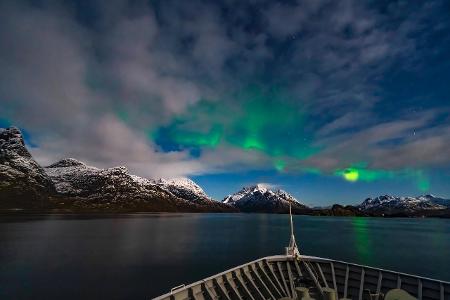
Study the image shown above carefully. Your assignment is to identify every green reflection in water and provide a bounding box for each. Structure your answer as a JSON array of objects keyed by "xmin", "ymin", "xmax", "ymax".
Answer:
[{"xmin": 351, "ymin": 217, "xmax": 373, "ymax": 265}]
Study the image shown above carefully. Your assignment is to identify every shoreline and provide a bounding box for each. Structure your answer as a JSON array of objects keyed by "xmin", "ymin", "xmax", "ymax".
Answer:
[{"xmin": 1, "ymin": 209, "xmax": 449, "ymax": 218}]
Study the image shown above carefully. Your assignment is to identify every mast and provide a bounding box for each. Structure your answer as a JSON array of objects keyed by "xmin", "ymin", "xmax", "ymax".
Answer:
[
  {"xmin": 290, "ymin": 203, "xmax": 294, "ymax": 238},
  {"xmin": 286, "ymin": 203, "xmax": 300, "ymax": 257}
]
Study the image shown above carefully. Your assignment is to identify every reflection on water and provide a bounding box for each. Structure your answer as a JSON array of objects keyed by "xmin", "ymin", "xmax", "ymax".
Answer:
[
  {"xmin": 0, "ymin": 214, "xmax": 449, "ymax": 300},
  {"xmin": 351, "ymin": 217, "xmax": 372, "ymax": 264}
]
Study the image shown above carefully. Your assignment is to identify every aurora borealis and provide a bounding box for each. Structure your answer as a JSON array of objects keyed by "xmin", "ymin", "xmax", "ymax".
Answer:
[
  {"xmin": 154, "ymin": 86, "xmax": 317, "ymax": 161},
  {"xmin": 1, "ymin": 0, "xmax": 450, "ymax": 205}
]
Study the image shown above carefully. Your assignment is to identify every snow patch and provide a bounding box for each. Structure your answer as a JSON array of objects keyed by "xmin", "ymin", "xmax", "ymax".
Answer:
[{"xmin": 359, "ymin": 194, "xmax": 447, "ymax": 211}]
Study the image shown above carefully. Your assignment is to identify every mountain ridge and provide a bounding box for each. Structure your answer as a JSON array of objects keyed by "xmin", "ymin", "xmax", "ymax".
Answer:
[
  {"xmin": 0, "ymin": 127, "xmax": 235, "ymax": 213},
  {"xmin": 358, "ymin": 194, "xmax": 450, "ymax": 216},
  {"xmin": 223, "ymin": 184, "xmax": 310, "ymax": 213},
  {"xmin": 1, "ymin": 126, "xmax": 449, "ymax": 217}
]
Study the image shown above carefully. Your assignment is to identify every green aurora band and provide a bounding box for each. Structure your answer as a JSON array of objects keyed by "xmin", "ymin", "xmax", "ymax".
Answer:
[
  {"xmin": 335, "ymin": 167, "xmax": 394, "ymax": 182},
  {"xmin": 153, "ymin": 86, "xmax": 320, "ymax": 167},
  {"xmin": 151, "ymin": 86, "xmax": 431, "ymax": 191},
  {"xmin": 334, "ymin": 166, "xmax": 430, "ymax": 191}
]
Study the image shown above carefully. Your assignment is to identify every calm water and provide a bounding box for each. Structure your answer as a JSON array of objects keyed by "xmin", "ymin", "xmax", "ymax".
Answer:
[{"xmin": 0, "ymin": 213, "xmax": 449, "ymax": 299}]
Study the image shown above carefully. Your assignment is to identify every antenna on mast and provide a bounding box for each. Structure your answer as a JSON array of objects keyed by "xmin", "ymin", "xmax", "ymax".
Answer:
[{"xmin": 286, "ymin": 203, "xmax": 300, "ymax": 257}]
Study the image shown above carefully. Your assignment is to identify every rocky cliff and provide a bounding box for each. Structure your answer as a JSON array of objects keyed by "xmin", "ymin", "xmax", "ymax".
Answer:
[{"xmin": 0, "ymin": 127, "xmax": 54, "ymax": 208}]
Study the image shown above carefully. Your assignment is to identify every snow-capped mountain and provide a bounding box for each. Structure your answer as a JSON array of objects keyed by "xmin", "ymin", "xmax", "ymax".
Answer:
[
  {"xmin": 0, "ymin": 127, "xmax": 55, "ymax": 208},
  {"xmin": 45, "ymin": 158, "xmax": 152, "ymax": 197},
  {"xmin": 359, "ymin": 194, "xmax": 448, "ymax": 214},
  {"xmin": 45, "ymin": 159, "xmax": 211, "ymax": 204},
  {"xmin": 0, "ymin": 126, "xmax": 234, "ymax": 212},
  {"xmin": 45, "ymin": 158, "xmax": 233, "ymax": 212},
  {"xmin": 223, "ymin": 184, "xmax": 309, "ymax": 213},
  {"xmin": 2, "ymin": 126, "xmax": 449, "ymax": 216},
  {"xmin": 417, "ymin": 194, "xmax": 450, "ymax": 208},
  {"xmin": 155, "ymin": 178, "xmax": 212, "ymax": 204}
]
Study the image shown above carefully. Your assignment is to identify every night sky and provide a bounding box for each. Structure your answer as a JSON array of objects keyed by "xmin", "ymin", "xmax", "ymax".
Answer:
[{"xmin": 1, "ymin": 0, "xmax": 450, "ymax": 205}]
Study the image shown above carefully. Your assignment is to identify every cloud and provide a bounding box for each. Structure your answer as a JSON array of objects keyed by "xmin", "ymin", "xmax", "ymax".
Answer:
[
  {"xmin": 256, "ymin": 182, "xmax": 281, "ymax": 190},
  {"xmin": 302, "ymin": 110, "xmax": 450, "ymax": 171},
  {"xmin": 264, "ymin": 1, "xmax": 325, "ymax": 38},
  {"xmin": 265, "ymin": 0, "xmax": 418, "ymax": 117},
  {"xmin": 0, "ymin": 0, "xmax": 238, "ymax": 178},
  {"xmin": 0, "ymin": 1, "xmax": 95, "ymax": 132},
  {"xmin": 29, "ymin": 114, "xmax": 210, "ymax": 178},
  {"xmin": 0, "ymin": 0, "xmax": 277, "ymax": 178},
  {"xmin": 0, "ymin": 0, "xmax": 449, "ymax": 181}
]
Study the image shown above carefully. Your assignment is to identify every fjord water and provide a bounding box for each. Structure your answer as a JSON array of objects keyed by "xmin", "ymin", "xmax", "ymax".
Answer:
[{"xmin": 0, "ymin": 214, "xmax": 449, "ymax": 300}]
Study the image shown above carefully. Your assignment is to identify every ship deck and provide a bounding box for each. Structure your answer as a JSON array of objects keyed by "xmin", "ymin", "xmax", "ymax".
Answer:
[{"xmin": 153, "ymin": 255, "xmax": 450, "ymax": 300}]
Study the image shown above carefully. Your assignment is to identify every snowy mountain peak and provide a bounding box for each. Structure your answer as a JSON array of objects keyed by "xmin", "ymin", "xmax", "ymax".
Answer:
[
  {"xmin": 223, "ymin": 184, "xmax": 307, "ymax": 213},
  {"xmin": 359, "ymin": 194, "xmax": 448, "ymax": 212},
  {"xmin": 417, "ymin": 194, "xmax": 439, "ymax": 201},
  {"xmin": 156, "ymin": 177, "xmax": 211, "ymax": 202},
  {"xmin": 0, "ymin": 126, "xmax": 21, "ymax": 137},
  {"xmin": 0, "ymin": 126, "xmax": 32, "ymax": 158},
  {"xmin": 237, "ymin": 184, "xmax": 269, "ymax": 195},
  {"xmin": 0, "ymin": 126, "xmax": 55, "ymax": 206},
  {"xmin": 47, "ymin": 158, "xmax": 86, "ymax": 168},
  {"xmin": 42, "ymin": 155, "xmax": 213, "ymax": 204},
  {"xmin": 236, "ymin": 184, "xmax": 298, "ymax": 201},
  {"xmin": 254, "ymin": 183, "xmax": 268, "ymax": 191},
  {"xmin": 157, "ymin": 177, "xmax": 207, "ymax": 196}
]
